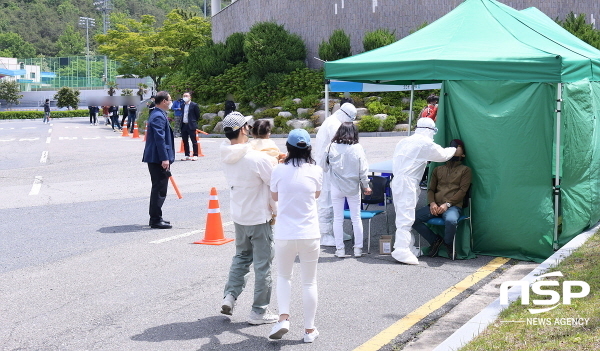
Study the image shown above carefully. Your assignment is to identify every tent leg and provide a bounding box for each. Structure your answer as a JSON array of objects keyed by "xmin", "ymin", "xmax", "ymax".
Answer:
[
  {"xmin": 324, "ymin": 80, "xmax": 330, "ymax": 118},
  {"xmin": 408, "ymin": 81, "xmax": 415, "ymax": 136},
  {"xmin": 553, "ymin": 83, "xmax": 562, "ymax": 250}
]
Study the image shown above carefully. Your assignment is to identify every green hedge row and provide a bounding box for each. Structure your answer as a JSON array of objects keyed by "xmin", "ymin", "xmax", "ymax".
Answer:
[{"xmin": 0, "ymin": 109, "xmax": 89, "ymax": 120}]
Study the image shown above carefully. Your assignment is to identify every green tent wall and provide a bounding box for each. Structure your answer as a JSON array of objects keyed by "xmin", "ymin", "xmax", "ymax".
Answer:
[{"xmin": 324, "ymin": 0, "xmax": 600, "ymax": 262}]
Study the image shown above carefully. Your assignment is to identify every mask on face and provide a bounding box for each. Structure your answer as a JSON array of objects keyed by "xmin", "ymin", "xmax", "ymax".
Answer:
[
  {"xmin": 168, "ymin": 101, "xmax": 173, "ymax": 109},
  {"xmin": 449, "ymin": 156, "xmax": 462, "ymax": 162},
  {"xmin": 183, "ymin": 97, "xmax": 190, "ymax": 103}
]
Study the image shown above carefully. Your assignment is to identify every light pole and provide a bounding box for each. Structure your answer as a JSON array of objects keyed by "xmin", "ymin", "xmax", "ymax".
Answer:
[
  {"xmin": 78, "ymin": 16, "xmax": 95, "ymax": 89},
  {"xmin": 93, "ymin": 0, "xmax": 112, "ymax": 88}
]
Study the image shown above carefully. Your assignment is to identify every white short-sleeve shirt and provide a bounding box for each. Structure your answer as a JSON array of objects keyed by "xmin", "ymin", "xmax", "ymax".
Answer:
[{"xmin": 270, "ymin": 162, "xmax": 323, "ymax": 240}]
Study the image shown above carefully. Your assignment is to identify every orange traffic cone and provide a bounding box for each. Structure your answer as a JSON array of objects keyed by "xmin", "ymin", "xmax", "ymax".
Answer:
[
  {"xmin": 196, "ymin": 134, "xmax": 205, "ymax": 157},
  {"xmin": 132, "ymin": 122, "xmax": 140, "ymax": 138},
  {"xmin": 194, "ymin": 188, "xmax": 234, "ymax": 245},
  {"xmin": 143, "ymin": 122, "xmax": 148, "ymax": 142},
  {"xmin": 121, "ymin": 124, "xmax": 129, "ymax": 137},
  {"xmin": 178, "ymin": 140, "xmax": 185, "ymax": 153}
]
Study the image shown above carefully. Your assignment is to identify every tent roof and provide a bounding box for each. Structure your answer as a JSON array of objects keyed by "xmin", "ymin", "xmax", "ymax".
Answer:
[{"xmin": 324, "ymin": 0, "xmax": 600, "ymax": 84}]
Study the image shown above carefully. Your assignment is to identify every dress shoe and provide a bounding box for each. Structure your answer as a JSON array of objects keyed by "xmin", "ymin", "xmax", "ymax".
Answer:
[
  {"xmin": 150, "ymin": 220, "xmax": 172, "ymax": 229},
  {"xmin": 429, "ymin": 238, "xmax": 443, "ymax": 257}
]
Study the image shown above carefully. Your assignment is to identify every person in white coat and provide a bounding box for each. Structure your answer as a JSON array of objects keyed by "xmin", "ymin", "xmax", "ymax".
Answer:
[
  {"xmin": 313, "ymin": 103, "xmax": 357, "ymax": 246},
  {"xmin": 391, "ymin": 118, "xmax": 463, "ymax": 265},
  {"xmin": 321, "ymin": 122, "xmax": 372, "ymax": 258}
]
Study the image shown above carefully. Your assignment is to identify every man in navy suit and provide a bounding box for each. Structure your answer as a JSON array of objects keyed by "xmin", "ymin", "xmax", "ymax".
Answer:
[
  {"xmin": 142, "ymin": 91, "xmax": 175, "ymax": 229},
  {"xmin": 180, "ymin": 92, "xmax": 201, "ymax": 161}
]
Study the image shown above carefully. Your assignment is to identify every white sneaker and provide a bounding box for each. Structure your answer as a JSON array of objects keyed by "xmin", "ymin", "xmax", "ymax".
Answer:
[
  {"xmin": 220, "ymin": 294, "xmax": 236, "ymax": 316},
  {"xmin": 354, "ymin": 247, "xmax": 363, "ymax": 257},
  {"xmin": 191, "ymin": 156, "xmax": 198, "ymax": 161},
  {"xmin": 248, "ymin": 309, "xmax": 278, "ymax": 325},
  {"xmin": 181, "ymin": 156, "xmax": 190, "ymax": 161},
  {"xmin": 304, "ymin": 328, "xmax": 319, "ymax": 343},
  {"xmin": 269, "ymin": 320, "xmax": 290, "ymax": 339},
  {"xmin": 334, "ymin": 249, "xmax": 347, "ymax": 258}
]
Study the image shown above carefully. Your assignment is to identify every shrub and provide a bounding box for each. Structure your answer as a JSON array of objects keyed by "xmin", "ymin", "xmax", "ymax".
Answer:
[
  {"xmin": 203, "ymin": 103, "xmax": 224, "ymax": 114},
  {"xmin": 381, "ymin": 115, "xmax": 398, "ymax": 131},
  {"xmin": 412, "ymin": 98, "xmax": 428, "ymax": 117},
  {"xmin": 255, "ymin": 108, "xmax": 281, "ymax": 119},
  {"xmin": 278, "ymin": 68, "xmax": 324, "ymax": 100},
  {"xmin": 363, "ymin": 28, "xmax": 396, "ymax": 52},
  {"xmin": 365, "ymin": 100, "xmax": 389, "ymax": 115},
  {"xmin": 0, "ymin": 109, "xmax": 89, "ymax": 120},
  {"xmin": 274, "ymin": 115, "xmax": 289, "ymax": 128},
  {"xmin": 244, "ymin": 22, "xmax": 306, "ymax": 78},
  {"xmin": 318, "ymin": 29, "xmax": 352, "ymax": 61},
  {"xmin": 357, "ymin": 115, "xmax": 381, "ymax": 132}
]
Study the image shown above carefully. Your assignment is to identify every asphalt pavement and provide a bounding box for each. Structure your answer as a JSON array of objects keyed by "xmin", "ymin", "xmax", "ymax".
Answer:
[{"xmin": 1, "ymin": 117, "xmax": 508, "ymax": 351}]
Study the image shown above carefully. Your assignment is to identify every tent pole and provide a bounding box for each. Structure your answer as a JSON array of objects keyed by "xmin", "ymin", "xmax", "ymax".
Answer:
[
  {"xmin": 325, "ymin": 79, "xmax": 330, "ymax": 118},
  {"xmin": 408, "ymin": 81, "xmax": 415, "ymax": 136},
  {"xmin": 553, "ymin": 83, "xmax": 562, "ymax": 250}
]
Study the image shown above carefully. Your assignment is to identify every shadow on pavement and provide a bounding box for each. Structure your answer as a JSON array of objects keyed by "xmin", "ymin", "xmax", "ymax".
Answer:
[
  {"xmin": 130, "ymin": 315, "xmax": 303, "ymax": 350},
  {"xmin": 97, "ymin": 224, "xmax": 149, "ymax": 233}
]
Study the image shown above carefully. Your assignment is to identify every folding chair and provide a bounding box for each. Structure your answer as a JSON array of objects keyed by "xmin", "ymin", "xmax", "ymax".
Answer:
[
  {"xmin": 423, "ymin": 186, "xmax": 472, "ymax": 260},
  {"xmin": 343, "ymin": 176, "xmax": 390, "ymax": 254}
]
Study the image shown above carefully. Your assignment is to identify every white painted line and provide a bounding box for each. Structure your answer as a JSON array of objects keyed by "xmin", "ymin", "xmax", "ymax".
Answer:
[
  {"xmin": 29, "ymin": 176, "xmax": 43, "ymax": 195},
  {"xmin": 19, "ymin": 137, "xmax": 40, "ymax": 141},
  {"xmin": 58, "ymin": 137, "xmax": 78, "ymax": 140},
  {"xmin": 0, "ymin": 138, "xmax": 16, "ymax": 142},
  {"xmin": 22, "ymin": 127, "xmax": 36, "ymax": 129},
  {"xmin": 40, "ymin": 151, "xmax": 48, "ymax": 163},
  {"xmin": 105, "ymin": 136, "xmax": 121, "ymax": 139},
  {"xmin": 48, "ymin": 128, "xmax": 52, "ymax": 133},
  {"xmin": 83, "ymin": 137, "xmax": 101, "ymax": 140},
  {"xmin": 46, "ymin": 137, "xmax": 51, "ymax": 143},
  {"xmin": 150, "ymin": 221, "xmax": 234, "ymax": 244}
]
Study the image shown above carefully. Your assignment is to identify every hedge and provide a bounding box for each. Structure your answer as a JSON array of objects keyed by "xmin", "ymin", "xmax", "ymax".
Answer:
[{"xmin": 0, "ymin": 109, "xmax": 89, "ymax": 120}]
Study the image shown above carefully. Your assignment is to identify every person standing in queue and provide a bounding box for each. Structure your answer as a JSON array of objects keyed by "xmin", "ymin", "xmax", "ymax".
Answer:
[
  {"xmin": 179, "ymin": 92, "xmax": 201, "ymax": 161},
  {"xmin": 142, "ymin": 91, "xmax": 175, "ymax": 229}
]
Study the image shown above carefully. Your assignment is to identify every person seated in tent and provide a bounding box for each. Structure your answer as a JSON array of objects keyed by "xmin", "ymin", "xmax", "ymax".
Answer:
[{"xmin": 412, "ymin": 139, "xmax": 471, "ymax": 260}]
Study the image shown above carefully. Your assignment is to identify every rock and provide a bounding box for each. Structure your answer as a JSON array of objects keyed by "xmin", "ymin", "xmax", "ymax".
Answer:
[
  {"xmin": 212, "ymin": 121, "xmax": 224, "ymax": 134},
  {"xmin": 273, "ymin": 106, "xmax": 283, "ymax": 110},
  {"xmin": 395, "ymin": 124, "xmax": 409, "ymax": 131},
  {"xmin": 278, "ymin": 111, "xmax": 293, "ymax": 118},
  {"xmin": 254, "ymin": 107, "xmax": 267, "ymax": 114},
  {"xmin": 297, "ymin": 108, "xmax": 311, "ymax": 116},
  {"xmin": 373, "ymin": 113, "xmax": 388, "ymax": 120},
  {"xmin": 293, "ymin": 98, "xmax": 302, "ymax": 104},
  {"xmin": 286, "ymin": 119, "xmax": 314, "ymax": 129},
  {"xmin": 202, "ymin": 124, "xmax": 211, "ymax": 132},
  {"xmin": 331, "ymin": 103, "xmax": 341, "ymax": 114},
  {"xmin": 203, "ymin": 113, "xmax": 218, "ymax": 120},
  {"xmin": 313, "ymin": 110, "xmax": 327, "ymax": 126},
  {"xmin": 249, "ymin": 102, "xmax": 257, "ymax": 108},
  {"xmin": 218, "ymin": 111, "xmax": 225, "ymax": 118},
  {"xmin": 356, "ymin": 108, "xmax": 369, "ymax": 117}
]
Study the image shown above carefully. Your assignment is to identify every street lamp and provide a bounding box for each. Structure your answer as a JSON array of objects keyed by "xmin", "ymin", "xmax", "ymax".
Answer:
[
  {"xmin": 93, "ymin": 0, "xmax": 112, "ymax": 87},
  {"xmin": 78, "ymin": 16, "xmax": 95, "ymax": 89}
]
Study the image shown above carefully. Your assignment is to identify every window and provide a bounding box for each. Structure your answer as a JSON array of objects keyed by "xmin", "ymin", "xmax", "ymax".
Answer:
[{"xmin": 30, "ymin": 72, "xmax": 36, "ymax": 79}]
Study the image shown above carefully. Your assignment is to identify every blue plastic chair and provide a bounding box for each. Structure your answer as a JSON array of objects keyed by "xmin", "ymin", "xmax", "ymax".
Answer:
[{"xmin": 343, "ymin": 176, "xmax": 390, "ymax": 254}]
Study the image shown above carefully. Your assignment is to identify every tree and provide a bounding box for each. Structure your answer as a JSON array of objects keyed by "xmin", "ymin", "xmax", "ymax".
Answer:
[
  {"xmin": 0, "ymin": 32, "xmax": 36, "ymax": 58},
  {"xmin": 557, "ymin": 12, "xmax": 600, "ymax": 49},
  {"xmin": 0, "ymin": 80, "xmax": 23, "ymax": 107},
  {"xmin": 318, "ymin": 29, "xmax": 351, "ymax": 62},
  {"xmin": 54, "ymin": 86, "xmax": 80, "ymax": 110},
  {"xmin": 121, "ymin": 89, "xmax": 133, "ymax": 96},
  {"xmin": 96, "ymin": 10, "xmax": 211, "ymax": 89},
  {"xmin": 57, "ymin": 25, "xmax": 85, "ymax": 56},
  {"xmin": 363, "ymin": 28, "xmax": 396, "ymax": 52}
]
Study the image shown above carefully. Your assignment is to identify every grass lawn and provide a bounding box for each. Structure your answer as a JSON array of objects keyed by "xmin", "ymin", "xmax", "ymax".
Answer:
[{"xmin": 459, "ymin": 231, "xmax": 600, "ymax": 351}]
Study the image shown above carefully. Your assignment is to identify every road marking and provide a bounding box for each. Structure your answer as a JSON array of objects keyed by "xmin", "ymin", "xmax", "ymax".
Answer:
[
  {"xmin": 29, "ymin": 176, "xmax": 43, "ymax": 195},
  {"xmin": 48, "ymin": 128, "xmax": 52, "ymax": 133},
  {"xmin": 83, "ymin": 137, "xmax": 101, "ymax": 140},
  {"xmin": 150, "ymin": 221, "xmax": 234, "ymax": 244},
  {"xmin": 59, "ymin": 137, "xmax": 78, "ymax": 140},
  {"xmin": 46, "ymin": 137, "xmax": 51, "ymax": 143},
  {"xmin": 105, "ymin": 136, "xmax": 121, "ymax": 139},
  {"xmin": 0, "ymin": 138, "xmax": 16, "ymax": 142},
  {"xmin": 22, "ymin": 127, "xmax": 36, "ymax": 129},
  {"xmin": 353, "ymin": 256, "xmax": 511, "ymax": 351},
  {"xmin": 40, "ymin": 151, "xmax": 48, "ymax": 163},
  {"xmin": 19, "ymin": 137, "xmax": 40, "ymax": 141}
]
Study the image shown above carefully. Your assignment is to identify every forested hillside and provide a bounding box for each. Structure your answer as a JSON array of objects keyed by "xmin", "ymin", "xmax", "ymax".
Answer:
[{"xmin": 0, "ymin": 0, "xmax": 225, "ymax": 58}]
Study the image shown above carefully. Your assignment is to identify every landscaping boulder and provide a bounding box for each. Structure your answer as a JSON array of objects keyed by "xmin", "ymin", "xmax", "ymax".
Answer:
[
  {"xmin": 293, "ymin": 98, "xmax": 302, "ymax": 104},
  {"xmin": 313, "ymin": 110, "xmax": 327, "ymax": 125},
  {"xmin": 356, "ymin": 108, "xmax": 369, "ymax": 118},
  {"xmin": 373, "ymin": 113, "xmax": 388, "ymax": 120},
  {"xmin": 286, "ymin": 119, "xmax": 314, "ymax": 129},
  {"xmin": 203, "ymin": 113, "xmax": 218, "ymax": 121},
  {"xmin": 395, "ymin": 124, "xmax": 409, "ymax": 132},
  {"xmin": 278, "ymin": 111, "xmax": 293, "ymax": 118},
  {"xmin": 218, "ymin": 111, "xmax": 225, "ymax": 118},
  {"xmin": 212, "ymin": 121, "xmax": 224, "ymax": 134},
  {"xmin": 297, "ymin": 108, "xmax": 311, "ymax": 116}
]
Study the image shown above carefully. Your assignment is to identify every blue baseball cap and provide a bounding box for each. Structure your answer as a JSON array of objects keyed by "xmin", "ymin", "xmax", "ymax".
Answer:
[{"xmin": 287, "ymin": 129, "xmax": 311, "ymax": 149}]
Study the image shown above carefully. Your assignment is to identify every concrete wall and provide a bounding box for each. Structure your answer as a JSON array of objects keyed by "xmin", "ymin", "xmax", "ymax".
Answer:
[{"xmin": 212, "ymin": 0, "xmax": 600, "ymax": 69}]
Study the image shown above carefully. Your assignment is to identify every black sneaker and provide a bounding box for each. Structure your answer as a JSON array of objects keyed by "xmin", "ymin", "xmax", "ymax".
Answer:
[
  {"xmin": 419, "ymin": 180, "xmax": 428, "ymax": 190},
  {"xmin": 429, "ymin": 238, "xmax": 443, "ymax": 257}
]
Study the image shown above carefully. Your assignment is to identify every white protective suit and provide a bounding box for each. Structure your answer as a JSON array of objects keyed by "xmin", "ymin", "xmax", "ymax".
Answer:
[
  {"xmin": 391, "ymin": 118, "xmax": 456, "ymax": 265},
  {"xmin": 313, "ymin": 103, "xmax": 357, "ymax": 246}
]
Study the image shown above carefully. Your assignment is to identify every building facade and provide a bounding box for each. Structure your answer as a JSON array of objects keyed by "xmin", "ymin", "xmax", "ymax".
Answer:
[{"xmin": 212, "ymin": 0, "xmax": 599, "ymax": 68}]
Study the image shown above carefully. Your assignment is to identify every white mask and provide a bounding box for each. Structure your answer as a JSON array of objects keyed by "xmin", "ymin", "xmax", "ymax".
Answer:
[
  {"xmin": 168, "ymin": 101, "xmax": 173, "ymax": 109},
  {"xmin": 183, "ymin": 97, "xmax": 190, "ymax": 102}
]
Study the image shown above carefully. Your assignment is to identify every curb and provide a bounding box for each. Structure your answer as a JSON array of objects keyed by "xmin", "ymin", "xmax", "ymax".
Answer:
[{"xmin": 431, "ymin": 221, "xmax": 600, "ymax": 351}]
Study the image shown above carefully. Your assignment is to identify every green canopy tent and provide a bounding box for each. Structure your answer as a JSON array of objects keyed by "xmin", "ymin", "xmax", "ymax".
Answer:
[{"xmin": 324, "ymin": 0, "xmax": 600, "ymax": 262}]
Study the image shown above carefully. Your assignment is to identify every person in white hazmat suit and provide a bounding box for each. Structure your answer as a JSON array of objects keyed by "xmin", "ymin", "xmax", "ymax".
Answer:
[
  {"xmin": 391, "ymin": 118, "xmax": 463, "ymax": 265},
  {"xmin": 313, "ymin": 103, "xmax": 357, "ymax": 246}
]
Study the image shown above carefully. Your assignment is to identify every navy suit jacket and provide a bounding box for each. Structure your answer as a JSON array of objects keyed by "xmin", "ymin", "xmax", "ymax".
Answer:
[
  {"xmin": 142, "ymin": 107, "xmax": 175, "ymax": 164},
  {"xmin": 181, "ymin": 101, "xmax": 200, "ymax": 131}
]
